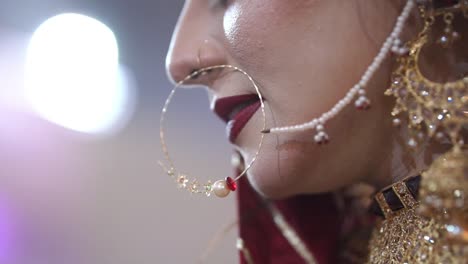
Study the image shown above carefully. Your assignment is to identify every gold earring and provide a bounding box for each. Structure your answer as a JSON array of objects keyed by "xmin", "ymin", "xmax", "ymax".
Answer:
[
  {"xmin": 159, "ymin": 65, "xmax": 267, "ymax": 198},
  {"xmin": 386, "ymin": 1, "xmax": 468, "ymax": 244}
]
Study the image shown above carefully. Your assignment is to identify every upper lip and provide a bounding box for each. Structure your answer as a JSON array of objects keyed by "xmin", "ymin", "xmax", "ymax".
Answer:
[{"xmin": 213, "ymin": 94, "xmax": 261, "ymax": 123}]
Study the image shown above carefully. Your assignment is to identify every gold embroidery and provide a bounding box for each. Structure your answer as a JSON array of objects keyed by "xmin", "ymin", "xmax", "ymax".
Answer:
[
  {"xmin": 267, "ymin": 202, "xmax": 318, "ymax": 264},
  {"xmin": 368, "ymin": 182, "xmax": 467, "ymax": 263},
  {"xmin": 392, "ymin": 181, "xmax": 418, "ymax": 209},
  {"xmin": 375, "ymin": 192, "xmax": 393, "ymax": 219}
]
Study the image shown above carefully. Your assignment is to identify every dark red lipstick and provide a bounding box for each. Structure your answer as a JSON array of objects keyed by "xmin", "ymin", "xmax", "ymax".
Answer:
[{"xmin": 213, "ymin": 94, "xmax": 261, "ymax": 143}]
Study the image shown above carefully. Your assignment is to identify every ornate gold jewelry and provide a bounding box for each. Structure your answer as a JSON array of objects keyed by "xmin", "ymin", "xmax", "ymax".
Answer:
[
  {"xmin": 367, "ymin": 176, "xmax": 466, "ymax": 263},
  {"xmin": 386, "ymin": 18, "xmax": 467, "ymax": 148},
  {"xmin": 159, "ymin": 65, "xmax": 267, "ymax": 198},
  {"xmin": 419, "ymin": 148, "xmax": 468, "ymax": 243},
  {"xmin": 377, "ymin": 1, "xmax": 468, "ymax": 262},
  {"xmin": 386, "ymin": 0, "xmax": 468, "ymax": 213}
]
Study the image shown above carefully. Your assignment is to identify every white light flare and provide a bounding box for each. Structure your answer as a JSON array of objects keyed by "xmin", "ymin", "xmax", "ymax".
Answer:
[{"xmin": 25, "ymin": 13, "xmax": 131, "ymax": 134}]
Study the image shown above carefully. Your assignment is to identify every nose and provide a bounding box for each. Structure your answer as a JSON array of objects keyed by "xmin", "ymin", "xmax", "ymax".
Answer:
[{"xmin": 166, "ymin": 2, "xmax": 227, "ymax": 85}]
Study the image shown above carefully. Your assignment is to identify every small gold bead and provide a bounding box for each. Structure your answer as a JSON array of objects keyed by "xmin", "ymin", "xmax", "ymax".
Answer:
[{"xmin": 177, "ymin": 175, "xmax": 188, "ymax": 189}]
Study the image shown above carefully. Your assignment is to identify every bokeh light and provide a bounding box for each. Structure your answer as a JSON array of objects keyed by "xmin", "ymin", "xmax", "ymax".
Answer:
[{"xmin": 24, "ymin": 13, "xmax": 130, "ymax": 134}]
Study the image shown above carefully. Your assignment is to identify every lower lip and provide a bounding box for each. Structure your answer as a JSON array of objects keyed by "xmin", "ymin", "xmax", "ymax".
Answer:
[{"xmin": 226, "ymin": 101, "xmax": 261, "ymax": 143}]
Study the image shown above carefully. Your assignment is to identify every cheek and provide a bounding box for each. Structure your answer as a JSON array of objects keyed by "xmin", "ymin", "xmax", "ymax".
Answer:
[
  {"xmin": 224, "ymin": 1, "xmax": 391, "ymax": 197},
  {"xmin": 222, "ymin": 1, "xmax": 361, "ymax": 119},
  {"xmin": 223, "ymin": 1, "xmax": 313, "ymax": 71},
  {"xmin": 223, "ymin": 2, "xmax": 267, "ymax": 68}
]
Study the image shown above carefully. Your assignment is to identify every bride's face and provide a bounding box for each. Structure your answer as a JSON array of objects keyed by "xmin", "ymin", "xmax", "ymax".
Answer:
[{"xmin": 166, "ymin": 0, "xmax": 403, "ymax": 198}]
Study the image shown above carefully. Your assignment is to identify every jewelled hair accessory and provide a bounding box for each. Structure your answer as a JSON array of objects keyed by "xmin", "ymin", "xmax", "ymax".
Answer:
[
  {"xmin": 261, "ymin": 0, "xmax": 416, "ymax": 145},
  {"xmin": 159, "ymin": 65, "xmax": 266, "ymax": 198}
]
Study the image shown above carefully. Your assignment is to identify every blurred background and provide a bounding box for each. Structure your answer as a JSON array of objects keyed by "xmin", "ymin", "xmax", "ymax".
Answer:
[{"xmin": 0, "ymin": 1, "xmax": 237, "ymax": 263}]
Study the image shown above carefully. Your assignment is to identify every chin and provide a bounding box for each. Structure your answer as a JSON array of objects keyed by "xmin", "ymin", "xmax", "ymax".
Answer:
[
  {"xmin": 242, "ymin": 138, "xmax": 319, "ymax": 200},
  {"xmin": 234, "ymin": 108, "xmax": 333, "ymax": 199}
]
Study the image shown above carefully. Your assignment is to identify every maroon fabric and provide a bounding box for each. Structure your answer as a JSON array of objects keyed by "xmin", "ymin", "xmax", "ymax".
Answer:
[
  {"xmin": 433, "ymin": 0, "xmax": 459, "ymax": 9},
  {"xmin": 237, "ymin": 177, "xmax": 342, "ymax": 264}
]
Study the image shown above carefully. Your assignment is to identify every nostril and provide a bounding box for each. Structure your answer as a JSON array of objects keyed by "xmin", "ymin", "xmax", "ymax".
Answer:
[
  {"xmin": 166, "ymin": 38, "xmax": 226, "ymax": 84},
  {"xmin": 167, "ymin": 64, "xmax": 209, "ymax": 84},
  {"xmin": 167, "ymin": 62, "xmax": 194, "ymax": 84},
  {"xmin": 166, "ymin": 53, "xmax": 199, "ymax": 83}
]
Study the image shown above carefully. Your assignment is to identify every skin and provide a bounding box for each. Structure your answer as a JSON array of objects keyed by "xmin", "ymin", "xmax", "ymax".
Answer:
[{"xmin": 166, "ymin": 0, "xmax": 466, "ymax": 199}]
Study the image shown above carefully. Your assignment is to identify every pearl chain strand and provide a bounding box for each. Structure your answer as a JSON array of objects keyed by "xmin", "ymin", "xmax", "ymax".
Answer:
[{"xmin": 264, "ymin": 0, "xmax": 415, "ymax": 135}]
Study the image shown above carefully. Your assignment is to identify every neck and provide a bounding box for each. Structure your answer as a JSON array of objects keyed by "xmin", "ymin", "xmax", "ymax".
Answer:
[{"xmin": 365, "ymin": 126, "xmax": 444, "ymax": 191}]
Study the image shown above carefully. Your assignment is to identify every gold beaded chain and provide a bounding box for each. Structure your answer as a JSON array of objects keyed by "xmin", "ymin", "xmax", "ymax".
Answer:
[{"xmin": 159, "ymin": 65, "xmax": 267, "ymax": 198}]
